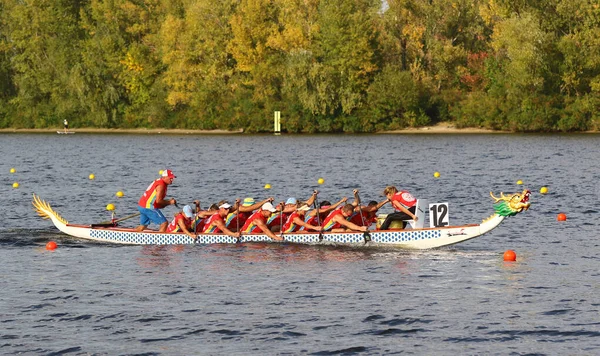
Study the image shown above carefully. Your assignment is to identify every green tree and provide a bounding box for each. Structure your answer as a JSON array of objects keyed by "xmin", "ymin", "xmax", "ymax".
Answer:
[
  {"xmin": 3, "ymin": 0, "xmax": 85, "ymax": 128},
  {"xmin": 159, "ymin": 0, "xmax": 238, "ymax": 130},
  {"xmin": 312, "ymin": 0, "xmax": 380, "ymax": 120}
]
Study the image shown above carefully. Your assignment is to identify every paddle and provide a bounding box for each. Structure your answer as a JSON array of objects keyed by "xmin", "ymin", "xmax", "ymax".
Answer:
[
  {"xmin": 279, "ymin": 202, "xmax": 285, "ymax": 240},
  {"xmin": 355, "ymin": 190, "xmax": 371, "ymax": 243},
  {"xmin": 92, "ymin": 212, "xmax": 140, "ymax": 228},
  {"xmin": 235, "ymin": 198, "xmax": 241, "ymax": 243},
  {"xmin": 313, "ymin": 192, "xmax": 323, "ymax": 241}
]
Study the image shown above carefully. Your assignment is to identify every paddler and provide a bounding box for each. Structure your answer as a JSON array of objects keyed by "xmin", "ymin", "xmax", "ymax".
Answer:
[
  {"xmin": 267, "ymin": 190, "xmax": 319, "ymax": 231},
  {"xmin": 135, "ymin": 169, "xmax": 177, "ymax": 232},
  {"xmin": 301, "ymin": 196, "xmax": 348, "ymax": 230},
  {"xmin": 281, "ymin": 204, "xmax": 323, "ymax": 233},
  {"xmin": 321, "ymin": 204, "xmax": 368, "ymax": 232},
  {"xmin": 191, "ymin": 202, "xmax": 218, "ymax": 233},
  {"xmin": 226, "ymin": 197, "xmax": 273, "ymax": 231},
  {"xmin": 379, "ymin": 185, "xmax": 418, "ymax": 230},
  {"xmin": 348, "ymin": 189, "xmax": 389, "ymax": 228},
  {"xmin": 202, "ymin": 203, "xmax": 239, "ymax": 238},
  {"xmin": 240, "ymin": 202, "xmax": 283, "ymax": 241},
  {"xmin": 166, "ymin": 205, "xmax": 197, "ymax": 238}
]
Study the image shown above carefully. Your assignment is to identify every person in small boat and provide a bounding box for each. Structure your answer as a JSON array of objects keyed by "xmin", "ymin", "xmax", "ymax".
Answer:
[
  {"xmin": 202, "ymin": 203, "xmax": 240, "ymax": 238},
  {"xmin": 135, "ymin": 169, "xmax": 177, "ymax": 232},
  {"xmin": 348, "ymin": 189, "xmax": 389, "ymax": 228},
  {"xmin": 281, "ymin": 204, "xmax": 323, "ymax": 233},
  {"xmin": 321, "ymin": 204, "xmax": 368, "ymax": 232},
  {"xmin": 226, "ymin": 197, "xmax": 273, "ymax": 231},
  {"xmin": 166, "ymin": 205, "xmax": 196, "ymax": 238},
  {"xmin": 63, "ymin": 119, "xmax": 69, "ymax": 133},
  {"xmin": 241, "ymin": 202, "xmax": 283, "ymax": 241},
  {"xmin": 379, "ymin": 185, "xmax": 418, "ymax": 230}
]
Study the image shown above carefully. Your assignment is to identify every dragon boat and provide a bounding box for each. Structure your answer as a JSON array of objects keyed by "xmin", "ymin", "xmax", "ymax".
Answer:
[{"xmin": 32, "ymin": 190, "xmax": 530, "ymax": 250}]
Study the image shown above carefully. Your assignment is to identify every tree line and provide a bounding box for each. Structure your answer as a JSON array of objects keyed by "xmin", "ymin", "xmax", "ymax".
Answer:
[{"xmin": 0, "ymin": 0, "xmax": 598, "ymax": 133}]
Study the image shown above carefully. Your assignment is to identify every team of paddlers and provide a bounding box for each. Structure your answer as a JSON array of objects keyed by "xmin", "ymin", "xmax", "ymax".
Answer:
[{"xmin": 134, "ymin": 170, "xmax": 419, "ymax": 240}]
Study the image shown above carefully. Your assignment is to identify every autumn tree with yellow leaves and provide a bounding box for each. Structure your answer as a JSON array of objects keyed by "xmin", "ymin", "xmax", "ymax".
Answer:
[{"xmin": 0, "ymin": 0, "xmax": 599, "ymax": 132}]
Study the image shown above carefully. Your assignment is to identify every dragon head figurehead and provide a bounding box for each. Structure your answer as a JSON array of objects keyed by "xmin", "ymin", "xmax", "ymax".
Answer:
[{"xmin": 489, "ymin": 189, "xmax": 531, "ymax": 217}]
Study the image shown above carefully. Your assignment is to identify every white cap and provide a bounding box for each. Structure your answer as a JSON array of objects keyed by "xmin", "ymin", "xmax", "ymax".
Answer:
[
  {"xmin": 297, "ymin": 204, "xmax": 310, "ymax": 212},
  {"xmin": 261, "ymin": 202, "xmax": 277, "ymax": 213},
  {"xmin": 219, "ymin": 203, "xmax": 232, "ymax": 209},
  {"xmin": 183, "ymin": 205, "xmax": 194, "ymax": 218}
]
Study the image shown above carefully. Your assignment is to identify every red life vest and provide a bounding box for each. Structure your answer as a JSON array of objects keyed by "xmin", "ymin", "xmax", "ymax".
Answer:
[
  {"xmin": 203, "ymin": 212, "xmax": 225, "ymax": 233},
  {"xmin": 267, "ymin": 212, "xmax": 287, "ymax": 228},
  {"xmin": 241, "ymin": 211, "xmax": 266, "ymax": 233},
  {"xmin": 349, "ymin": 211, "xmax": 377, "ymax": 227},
  {"xmin": 301, "ymin": 206, "xmax": 331, "ymax": 231},
  {"xmin": 226, "ymin": 211, "xmax": 250, "ymax": 229},
  {"xmin": 192, "ymin": 216, "xmax": 207, "ymax": 234},
  {"xmin": 282, "ymin": 212, "xmax": 302, "ymax": 233},
  {"xmin": 138, "ymin": 179, "xmax": 167, "ymax": 209},
  {"xmin": 322, "ymin": 210, "xmax": 344, "ymax": 231},
  {"xmin": 391, "ymin": 191, "xmax": 416, "ymax": 211},
  {"xmin": 167, "ymin": 213, "xmax": 191, "ymax": 233}
]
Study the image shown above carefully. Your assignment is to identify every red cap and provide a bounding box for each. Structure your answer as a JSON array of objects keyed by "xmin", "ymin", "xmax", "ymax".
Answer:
[{"xmin": 162, "ymin": 169, "xmax": 176, "ymax": 178}]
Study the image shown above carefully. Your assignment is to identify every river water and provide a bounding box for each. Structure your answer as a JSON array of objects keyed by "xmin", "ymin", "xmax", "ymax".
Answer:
[{"xmin": 1, "ymin": 133, "xmax": 599, "ymax": 355}]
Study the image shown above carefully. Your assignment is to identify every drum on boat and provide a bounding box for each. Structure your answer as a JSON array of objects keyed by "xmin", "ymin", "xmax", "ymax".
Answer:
[{"xmin": 376, "ymin": 214, "xmax": 405, "ymax": 230}]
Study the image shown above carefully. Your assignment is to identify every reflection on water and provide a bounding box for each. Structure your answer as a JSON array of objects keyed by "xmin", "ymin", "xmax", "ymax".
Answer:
[
  {"xmin": 137, "ymin": 245, "xmax": 186, "ymax": 269},
  {"xmin": 2, "ymin": 133, "xmax": 600, "ymax": 354}
]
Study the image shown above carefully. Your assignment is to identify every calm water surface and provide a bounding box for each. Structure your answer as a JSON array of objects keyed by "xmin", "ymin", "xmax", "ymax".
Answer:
[{"xmin": 1, "ymin": 133, "xmax": 599, "ymax": 355}]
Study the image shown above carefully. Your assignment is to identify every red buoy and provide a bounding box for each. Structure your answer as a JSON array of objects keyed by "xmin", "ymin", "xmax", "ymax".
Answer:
[
  {"xmin": 503, "ymin": 250, "xmax": 516, "ymax": 261},
  {"xmin": 557, "ymin": 213, "xmax": 567, "ymax": 221},
  {"xmin": 46, "ymin": 241, "xmax": 57, "ymax": 250}
]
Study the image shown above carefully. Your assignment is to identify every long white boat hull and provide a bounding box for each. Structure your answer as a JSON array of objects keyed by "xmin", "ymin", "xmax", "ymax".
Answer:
[{"xmin": 33, "ymin": 194, "xmax": 509, "ymax": 250}]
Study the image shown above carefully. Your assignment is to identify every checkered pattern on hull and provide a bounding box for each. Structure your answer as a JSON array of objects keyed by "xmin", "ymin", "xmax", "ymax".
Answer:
[{"xmin": 89, "ymin": 228, "xmax": 442, "ymax": 245}]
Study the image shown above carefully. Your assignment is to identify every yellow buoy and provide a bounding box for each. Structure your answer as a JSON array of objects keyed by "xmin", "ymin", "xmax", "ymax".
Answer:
[
  {"xmin": 116, "ymin": 191, "xmax": 124, "ymax": 198},
  {"xmin": 159, "ymin": 170, "xmax": 164, "ymax": 175},
  {"xmin": 318, "ymin": 178, "xmax": 325, "ymax": 185},
  {"xmin": 106, "ymin": 203, "xmax": 115, "ymax": 211},
  {"xmin": 264, "ymin": 183, "xmax": 272, "ymax": 189},
  {"xmin": 12, "ymin": 182, "xmax": 19, "ymax": 188},
  {"xmin": 89, "ymin": 174, "xmax": 95, "ymax": 180},
  {"xmin": 516, "ymin": 180, "xmax": 523, "ymax": 185},
  {"xmin": 10, "ymin": 168, "xmax": 16, "ymax": 173},
  {"xmin": 434, "ymin": 172, "xmax": 440, "ymax": 178},
  {"xmin": 540, "ymin": 186, "xmax": 548, "ymax": 194}
]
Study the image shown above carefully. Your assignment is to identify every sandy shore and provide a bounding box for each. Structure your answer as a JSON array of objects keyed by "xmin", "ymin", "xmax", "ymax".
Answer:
[
  {"xmin": 379, "ymin": 122, "xmax": 508, "ymax": 134},
  {"xmin": 1, "ymin": 122, "xmax": 586, "ymax": 134}
]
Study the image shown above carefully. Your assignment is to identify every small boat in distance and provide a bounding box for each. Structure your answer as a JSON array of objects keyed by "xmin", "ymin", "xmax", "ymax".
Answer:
[
  {"xmin": 57, "ymin": 131, "xmax": 75, "ymax": 135},
  {"xmin": 32, "ymin": 190, "xmax": 530, "ymax": 249}
]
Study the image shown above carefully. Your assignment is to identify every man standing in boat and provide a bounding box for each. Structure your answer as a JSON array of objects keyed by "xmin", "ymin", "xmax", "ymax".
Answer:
[
  {"xmin": 63, "ymin": 119, "xmax": 69, "ymax": 133},
  {"xmin": 135, "ymin": 169, "xmax": 177, "ymax": 233},
  {"xmin": 379, "ymin": 186, "xmax": 418, "ymax": 230}
]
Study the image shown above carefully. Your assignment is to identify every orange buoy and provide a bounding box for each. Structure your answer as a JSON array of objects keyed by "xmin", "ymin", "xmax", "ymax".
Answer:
[
  {"xmin": 557, "ymin": 213, "xmax": 567, "ymax": 221},
  {"xmin": 46, "ymin": 241, "xmax": 58, "ymax": 250},
  {"xmin": 503, "ymin": 250, "xmax": 516, "ymax": 261}
]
